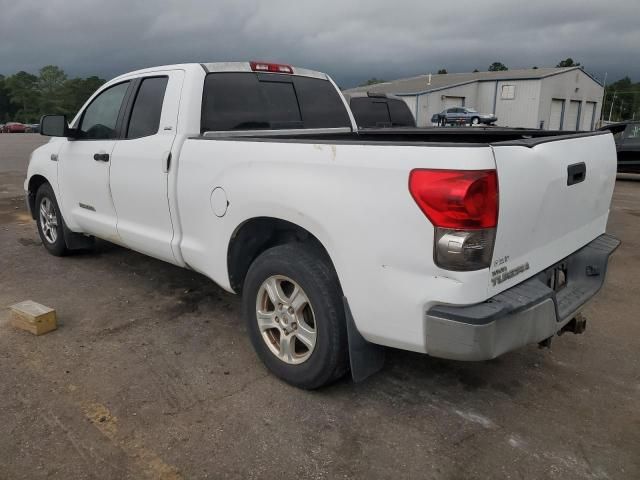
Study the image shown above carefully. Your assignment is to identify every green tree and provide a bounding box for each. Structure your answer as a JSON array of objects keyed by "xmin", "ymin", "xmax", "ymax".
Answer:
[
  {"xmin": 60, "ymin": 76, "xmax": 105, "ymax": 117},
  {"xmin": 0, "ymin": 75, "xmax": 14, "ymax": 122},
  {"xmin": 38, "ymin": 65, "xmax": 67, "ymax": 113},
  {"xmin": 488, "ymin": 62, "xmax": 508, "ymax": 72},
  {"xmin": 603, "ymin": 76, "xmax": 640, "ymax": 122},
  {"xmin": 473, "ymin": 69, "xmax": 479, "ymax": 73},
  {"xmin": 437, "ymin": 69, "xmax": 447, "ymax": 74},
  {"xmin": 556, "ymin": 58, "xmax": 580, "ymax": 68},
  {"xmin": 5, "ymin": 71, "xmax": 39, "ymax": 123},
  {"xmin": 358, "ymin": 78, "xmax": 386, "ymax": 87}
]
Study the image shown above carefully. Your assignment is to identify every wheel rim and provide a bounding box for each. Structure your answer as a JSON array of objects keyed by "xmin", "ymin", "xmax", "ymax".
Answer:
[
  {"xmin": 39, "ymin": 197, "xmax": 58, "ymax": 244},
  {"xmin": 472, "ymin": 118, "xmax": 479, "ymax": 124},
  {"xmin": 255, "ymin": 275, "xmax": 317, "ymax": 365}
]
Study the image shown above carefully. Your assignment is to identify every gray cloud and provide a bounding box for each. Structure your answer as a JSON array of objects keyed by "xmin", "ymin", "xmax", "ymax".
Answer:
[{"xmin": 1, "ymin": 0, "xmax": 637, "ymax": 87}]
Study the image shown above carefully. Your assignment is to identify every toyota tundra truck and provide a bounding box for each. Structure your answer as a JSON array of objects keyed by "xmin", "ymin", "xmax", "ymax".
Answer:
[{"xmin": 26, "ymin": 61, "xmax": 620, "ymax": 388}]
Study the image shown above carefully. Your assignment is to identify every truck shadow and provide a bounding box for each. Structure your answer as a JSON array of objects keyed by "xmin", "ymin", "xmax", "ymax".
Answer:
[{"xmin": 57, "ymin": 238, "xmax": 551, "ymax": 406}]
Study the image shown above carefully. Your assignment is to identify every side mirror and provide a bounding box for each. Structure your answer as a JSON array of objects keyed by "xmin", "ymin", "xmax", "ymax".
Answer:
[{"xmin": 40, "ymin": 115, "xmax": 71, "ymax": 137}]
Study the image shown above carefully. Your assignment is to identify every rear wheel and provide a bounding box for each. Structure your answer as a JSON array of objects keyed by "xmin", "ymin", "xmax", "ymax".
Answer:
[
  {"xmin": 35, "ymin": 183, "xmax": 69, "ymax": 256},
  {"xmin": 471, "ymin": 116, "xmax": 480, "ymax": 125},
  {"xmin": 242, "ymin": 243, "xmax": 349, "ymax": 389}
]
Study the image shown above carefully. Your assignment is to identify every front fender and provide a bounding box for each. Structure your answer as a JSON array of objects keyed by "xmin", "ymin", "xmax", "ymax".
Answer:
[{"xmin": 25, "ymin": 140, "xmax": 63, "ymax": 217}]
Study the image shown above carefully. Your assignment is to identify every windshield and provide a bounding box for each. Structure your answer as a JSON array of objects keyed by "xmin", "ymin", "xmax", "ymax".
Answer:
[
  {"xmin": 465, "ymin": 108, "xmax": 478, "ymax": 113},
  {"xmin": 350, "ymin": 97, "xmax": 416, "ymax": 128}
]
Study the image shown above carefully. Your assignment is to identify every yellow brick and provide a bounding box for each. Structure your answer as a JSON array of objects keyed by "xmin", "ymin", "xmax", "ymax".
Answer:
[{"xmin": 9, "ymin": 300, "xmax": 57, "ymax": 335}]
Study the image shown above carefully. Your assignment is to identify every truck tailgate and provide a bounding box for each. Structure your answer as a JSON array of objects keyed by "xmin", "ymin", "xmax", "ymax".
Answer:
[{"xmin": 488, "ymin": 132, "xmax": 617, "ymax": 296}]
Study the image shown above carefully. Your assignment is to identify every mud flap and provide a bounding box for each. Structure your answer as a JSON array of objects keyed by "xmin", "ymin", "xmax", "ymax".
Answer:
[
  {"xmin": 343, "ymin": 297, "xmax": 385, "ymax": 382},
  {"xmin": 63, "ymin": 221, "xmax": 95, "ymax": 250}
]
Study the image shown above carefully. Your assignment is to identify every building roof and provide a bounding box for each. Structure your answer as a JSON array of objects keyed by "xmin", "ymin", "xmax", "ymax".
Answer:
[{"xmin": 344, "ymin": 67, "xmax": 601, "ymax": 96}]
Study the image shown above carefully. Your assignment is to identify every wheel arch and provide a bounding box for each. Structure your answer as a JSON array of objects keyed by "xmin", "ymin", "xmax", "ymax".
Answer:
[
  {"xmin": 26, "ymin": 174, "xmax": 51, "ymax": 219},
  {"xmin": 226, "ymin": 216, "xmax": 338, "ymax": 294}
]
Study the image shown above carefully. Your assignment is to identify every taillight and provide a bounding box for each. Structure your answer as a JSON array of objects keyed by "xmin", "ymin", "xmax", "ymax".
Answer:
[
  {"xmin": 409, "ymin": 169, "xmax": 498, "ymax": 271},
  {"xmin": 250, "ymin": 61, "xmax": 293, "ymax": 74}
]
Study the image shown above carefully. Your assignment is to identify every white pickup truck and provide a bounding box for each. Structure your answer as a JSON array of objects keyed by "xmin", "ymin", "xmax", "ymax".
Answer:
[{"xmin": 27, "ymin": 61, "xmax": 619, "ymax": 389}]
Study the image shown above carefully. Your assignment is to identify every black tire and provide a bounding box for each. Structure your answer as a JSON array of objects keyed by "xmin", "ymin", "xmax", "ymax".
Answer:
[
  {"xmin": 242, "ymin": 243, "xmax": 349, "ymax": 389},
  {"xmin": 471, "ymin": 116, "xmax": 480, "ymax": 125},
  {"xmin": 35, "ymin": 183, "xmax": 69, "ymax": 256}
]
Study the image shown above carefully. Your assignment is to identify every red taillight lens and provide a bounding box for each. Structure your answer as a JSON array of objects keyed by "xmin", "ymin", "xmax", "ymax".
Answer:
[
  {"xmin": 250, "ymin": 61, "xmax": 293, "ymax": 74},
  {"xmin": 409, "ymin": 169, "xmax": 498, "ymax": 229}
]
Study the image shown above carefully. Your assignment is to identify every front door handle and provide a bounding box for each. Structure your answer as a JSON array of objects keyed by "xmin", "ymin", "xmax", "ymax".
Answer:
[{"xmin": 94, "ymin": 152, "xmax": 110, "ymax": 162}]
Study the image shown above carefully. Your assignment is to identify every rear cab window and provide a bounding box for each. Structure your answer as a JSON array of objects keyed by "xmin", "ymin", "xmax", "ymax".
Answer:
[{"xmin": 201, "ymin": 73, "xmax": 351, "ymax": 132}]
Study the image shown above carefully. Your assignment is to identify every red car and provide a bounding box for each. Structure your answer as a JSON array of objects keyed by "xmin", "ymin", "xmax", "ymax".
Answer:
[{"xmin": 2, "ymin": 122, "xmax": 27, "ymax": 133}]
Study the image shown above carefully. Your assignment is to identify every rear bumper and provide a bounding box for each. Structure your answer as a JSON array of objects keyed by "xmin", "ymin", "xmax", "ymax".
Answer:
[{"xmin": 424, "ymin": 234, "xmax": 620, "ymax": 361}]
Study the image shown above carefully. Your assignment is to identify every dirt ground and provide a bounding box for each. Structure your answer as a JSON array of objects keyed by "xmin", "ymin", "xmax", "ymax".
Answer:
[{"xmin": 0, "ymin": 134, "xmax": 638, "ymax": 480}]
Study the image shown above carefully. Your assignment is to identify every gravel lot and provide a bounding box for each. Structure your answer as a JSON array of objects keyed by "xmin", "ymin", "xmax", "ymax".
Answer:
[{"xmin": 1, "ymin": 134, "xmax": 639, "ymax": 479}]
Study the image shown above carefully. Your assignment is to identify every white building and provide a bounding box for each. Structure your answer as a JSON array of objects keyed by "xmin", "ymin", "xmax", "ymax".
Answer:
[{"xmin": 343, "ymin": 67, "xmax": 604, "ymax": 130}]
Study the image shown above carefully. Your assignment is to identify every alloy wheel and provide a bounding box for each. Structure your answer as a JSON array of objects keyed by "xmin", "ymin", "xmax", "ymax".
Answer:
[{"xmin": 255, "ymin": 275, "xmax": 317, "ymax": 364}]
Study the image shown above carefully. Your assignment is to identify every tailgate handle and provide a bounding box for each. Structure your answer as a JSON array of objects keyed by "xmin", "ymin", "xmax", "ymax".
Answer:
[{"xmin": 567, "ymin": 162, "xmax": 586, "ymax": 186}]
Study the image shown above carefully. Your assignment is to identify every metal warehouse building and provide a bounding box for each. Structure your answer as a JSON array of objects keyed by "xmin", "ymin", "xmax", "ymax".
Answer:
[{"xmin": 344, "ymin": 67, "xmax": 604, "ymax": 130}]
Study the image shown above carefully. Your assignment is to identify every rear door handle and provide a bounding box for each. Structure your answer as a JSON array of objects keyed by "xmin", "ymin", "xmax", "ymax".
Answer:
[
  {"xmin": 93, "ymin": 152, "xmax": 110, "ymax": 162},
  {"xmin": 567, "ymin": 162, "xmax": 586, "ymax": 186}
]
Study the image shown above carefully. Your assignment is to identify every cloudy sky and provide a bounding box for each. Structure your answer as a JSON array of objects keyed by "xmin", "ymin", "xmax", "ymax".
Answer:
[{"xmin": 1, "ymin": 0, "xmax": 638, "ymax": 87}]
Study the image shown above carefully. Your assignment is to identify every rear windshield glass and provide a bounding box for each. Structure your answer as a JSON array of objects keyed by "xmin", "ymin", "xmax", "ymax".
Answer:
[
  {"xmin": 387, "ymin": 99, "xmax": 416, "ymax": 127},
  {"xmin": 201, "ymin": 73, "xmax": 351, "ymax": 132},
  {"xmin": 349, "ymin": 97, "xmax": 415, "ymax": 128}
]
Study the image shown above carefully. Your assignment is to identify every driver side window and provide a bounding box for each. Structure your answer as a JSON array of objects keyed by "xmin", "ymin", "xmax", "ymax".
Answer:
[{"xmin": 78, "ymin": 82, "xmax": 130, "ymax": 140}]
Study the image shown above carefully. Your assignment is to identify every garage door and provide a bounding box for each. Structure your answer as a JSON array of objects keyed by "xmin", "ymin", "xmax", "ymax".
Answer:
[
  {"xmin": 566, "ymin": 101, "xmax": 581, "ymax": 130},
  {"xmin": 443, "ymin": 96, "xmax": 464, "ymax": 109},
  {"xmin": 549, "ymin": 99, "xmax": 564, "ymax": 130},
  {"xmin": 581, "ymin": 102, "xmax": 596, "ymax": 130}
]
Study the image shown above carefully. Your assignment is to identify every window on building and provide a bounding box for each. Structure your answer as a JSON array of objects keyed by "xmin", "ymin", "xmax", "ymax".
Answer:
[{"xmin": 501, "ymin": 85, "xmax": 516, "ymax": 100}]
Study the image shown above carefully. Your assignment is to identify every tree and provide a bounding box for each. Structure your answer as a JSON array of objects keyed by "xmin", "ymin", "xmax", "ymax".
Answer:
[
  {"xmin": 60, "ymin": 76, "xmax": 105, "ymax": 117},
  {"xmin": 1, "ymin": 66, "xmax": 106, "ymax": 123},
  {"xmin": 38, "ymin": 65, "xmax": 68, "ymax": 114},
  {"xmin": 473, "ymin": 69, "xmax": 479, "ymax": 73},
  {"xmin": 556, "ymin": 58, "xmax": 580, "ymax": 68},
  {"xmin": 5, "ymin": 71, "xmax": 39, "ymax": 122},
  {"xmin": 488, "ymin": 62, "xmax": 508, "ymax": 72},
  {"xmin": 437, "ymin": 69, "xmax": 447, "ymax": 74},
  {"xmin": 0, "ymin": 75, "xmax": 13, "ymax": 122},
  {"xmin": 358, "ymin": 78, "xmax": 385, "ymax": 87},
  {"xmin": 602, "ymin": 76, "xmax": 640, "ymax": 122}
]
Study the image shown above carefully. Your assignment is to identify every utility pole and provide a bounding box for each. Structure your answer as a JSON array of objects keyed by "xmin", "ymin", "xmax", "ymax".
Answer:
[
  {"xmin": 599, "ymin": 72, "xmax": 608, "ymax": 127},
  {"xmin": 608, "ymin": 91, "xmax": 617, "ymax": 122}
]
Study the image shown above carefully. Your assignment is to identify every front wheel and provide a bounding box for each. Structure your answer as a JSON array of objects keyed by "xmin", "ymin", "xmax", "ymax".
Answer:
[
  {"xmin": 35, "ymin": 183, "xmax": 69, "ymax": 256},
  {"xmin": 242, "ymin": 243, "xmax": 349, "ymax": 389}
]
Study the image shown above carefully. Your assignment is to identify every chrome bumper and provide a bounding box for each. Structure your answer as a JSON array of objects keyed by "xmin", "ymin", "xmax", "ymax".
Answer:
[{"xmin": 424, "ymin": 234, "xmax": 620, "ymax": 361}]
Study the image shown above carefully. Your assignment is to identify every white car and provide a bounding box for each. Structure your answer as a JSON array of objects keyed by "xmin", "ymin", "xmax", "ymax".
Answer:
[{"xmin": 26, "ymin": 61, "xmax": 619, "ymax": 388}]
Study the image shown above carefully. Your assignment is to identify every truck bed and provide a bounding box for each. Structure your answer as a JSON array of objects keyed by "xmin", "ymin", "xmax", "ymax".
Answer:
[{"xmin": 200, "ymin": 127, "xmax": 610, "ymax": 146}]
